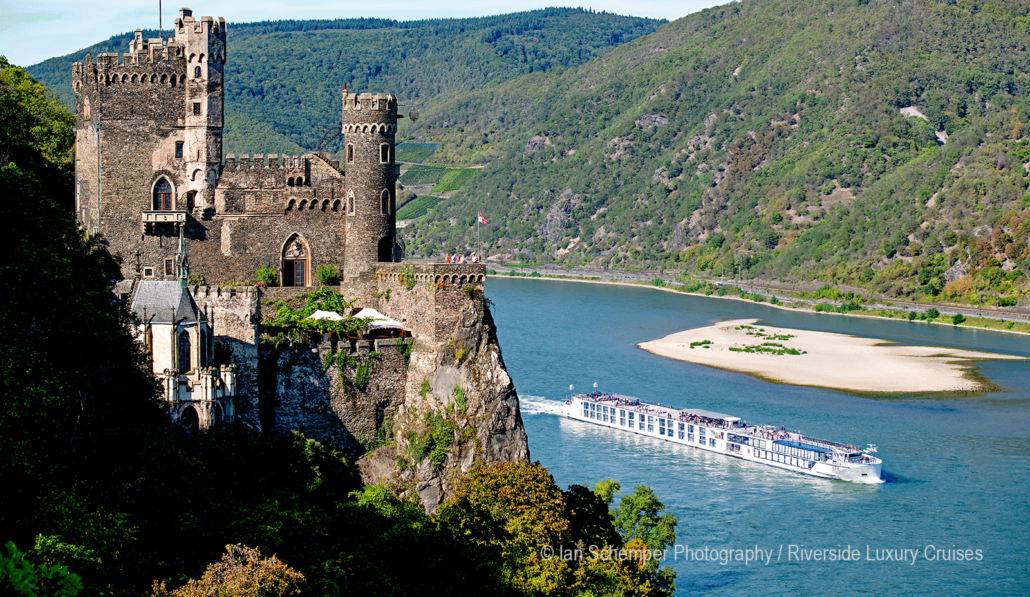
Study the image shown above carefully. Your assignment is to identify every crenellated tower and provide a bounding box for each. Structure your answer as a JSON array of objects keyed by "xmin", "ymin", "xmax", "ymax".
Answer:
[
  {"xmin": 341, "ymin": 87, "xmax": 401, "ymax": 280},
  {"xmin": 71, "ymin": 7, "xmax": 225, "ymax": 278}
]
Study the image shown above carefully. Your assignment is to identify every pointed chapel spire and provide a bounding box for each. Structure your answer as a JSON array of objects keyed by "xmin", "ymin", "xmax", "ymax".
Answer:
[{"xmin": 175, "ymin": 223, "xmax": 190, "ymax": 289}]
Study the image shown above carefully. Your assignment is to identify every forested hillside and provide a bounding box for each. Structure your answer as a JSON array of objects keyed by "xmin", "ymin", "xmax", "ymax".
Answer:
[
  {"xmin": 403, "ymin": 0, "xmax": 1030, "ymax": 305},
  {"xmin": 27, "ymin": 9, "xmax": 664, "ymax": 156}
]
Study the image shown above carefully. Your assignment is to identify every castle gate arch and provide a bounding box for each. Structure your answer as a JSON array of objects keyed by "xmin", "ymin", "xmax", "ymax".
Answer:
[
  {"xmin": 377, "ymin": 237, "xmax": 393, "ymax": 262},
  {"xmin": 281, "ymin": 234, "xmax": 310, "ymax": 287}
]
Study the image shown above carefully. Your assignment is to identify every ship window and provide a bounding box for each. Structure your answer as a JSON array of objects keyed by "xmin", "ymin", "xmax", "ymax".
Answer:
[
  {"xmin": 709, "ymin": 438, "xmax": 716, "ymax": 446},
  {"xmin": 627, "ymin": 412, "xmax": 634, "ymax": 420},
  {"xmin": 659, "ymin": 419, "xmax": 665, "ymax": 427},
  {"xmin": 678, "ymin": 432, "xmax": 684, "ymax": 440},
  {"xmin": 647, "ymin": 416, "xmax": 653, "ymax": 423},
  {"xmin": 647, "ymin": 424, "xmax": 653, "ymax": 432},
  {"xmin": 679, "ymin": 423, "xmax": 684, "ymax": 430},
  {"xmin": 639, "ymin": 421, "xmax": 644, "ymax": 430},
  {"xmin": 688, "ymin": 433, "xmax": 694, "ymax": 442},
  {"xmin": 699, "ymin": 428, "xmax": 706, "ymax": 435},
  {"xmin": 619, "ymin": 410, "xmax": 625, "ymax": 417}
]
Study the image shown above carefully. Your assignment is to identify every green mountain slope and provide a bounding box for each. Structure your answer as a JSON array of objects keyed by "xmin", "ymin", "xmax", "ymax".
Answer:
[
  {"xmin": 26, "ymin": 9, "xmax": 665, "ymax": 155},
  {"xmin": 404, "ymin": 0, "xmax": 1030, "ymax": 303}
]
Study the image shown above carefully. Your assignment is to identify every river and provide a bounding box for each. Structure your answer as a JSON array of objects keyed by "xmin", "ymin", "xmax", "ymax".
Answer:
[{"xmin": 485, "ymin": 276, "xmax": 1030, "ymax": 596}]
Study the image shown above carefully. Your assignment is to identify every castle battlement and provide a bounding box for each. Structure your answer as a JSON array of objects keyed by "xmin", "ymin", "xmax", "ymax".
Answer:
[
  {"xmin": 342, "ymin": 87, "xmax": 399, "ymax": 115},
  {"xmin": 223, "ymin": 154, "xmax": 317, "ymax": 171}
]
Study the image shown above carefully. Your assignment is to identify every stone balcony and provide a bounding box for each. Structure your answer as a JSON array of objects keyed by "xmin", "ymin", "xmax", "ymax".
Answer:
[{"xmin": 142, "ymin": 210, "xmax": 187, "ymax": 224}]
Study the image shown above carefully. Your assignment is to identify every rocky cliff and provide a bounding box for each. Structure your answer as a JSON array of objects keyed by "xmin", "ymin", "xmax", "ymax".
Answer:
[{"xmin": 266, "ymin": 271, "xmax": 529, "ymax": 512}]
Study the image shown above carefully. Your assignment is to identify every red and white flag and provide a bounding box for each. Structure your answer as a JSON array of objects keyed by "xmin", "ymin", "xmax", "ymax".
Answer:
[{"xmin": 477, "ymin": 212, "xmax": 489, "ymax": 225}]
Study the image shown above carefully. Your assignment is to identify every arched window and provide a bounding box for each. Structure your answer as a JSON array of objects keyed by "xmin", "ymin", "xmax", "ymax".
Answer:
[
  {"xmin": 332, "ymin": 200, "xmax": 341, "ymax": 212},
  {"xmin": 287, "ymin": 177, "xmax": 294, "ymax": 187},
  {"xmin": 178, "ymin": 330, "xmax": 191, "ymax": 373},
  {"xmin": 153, "ymin": 178, "xmax": 173, "ymax": 210},
  {"xmin": 131, "ymin": 74, "xmax": 138, "ymax": 83},
  {"xmin": 296, "ymin": 177, "xmax": 304, "ymax": 186},
  {"xmin": 180, "ymin": 405, "xmax": 200, "ymax": 430},
  {"xmin": 380, "ymin": 190, "xmax": 390, "ymax": 215},
  {"xmin": 194, "ymin": 66, "xmax": 201, "ymax": 78}
]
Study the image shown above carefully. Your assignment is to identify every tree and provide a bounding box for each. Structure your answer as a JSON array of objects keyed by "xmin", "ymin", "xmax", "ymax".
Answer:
[
  {"xmin": 149, "ymin": 545, "xmax": 304, "ymax": 597},
  {"xmin": 0, "ymin": 541, "xmax": 83, "ymax": 597},
  {"xmin": 610, "ymin": 485, "xmax": 677, "ymax": 558}
]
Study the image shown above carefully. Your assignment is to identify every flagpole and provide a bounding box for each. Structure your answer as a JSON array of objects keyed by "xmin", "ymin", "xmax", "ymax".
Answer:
[{"xmin": 477, "ymin": 215, "xmax": 481, "ymax": 262}]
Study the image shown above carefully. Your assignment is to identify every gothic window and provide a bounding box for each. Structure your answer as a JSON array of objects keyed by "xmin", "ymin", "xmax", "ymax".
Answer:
[
  {"xmin": 347, "ymin": 144, "xmax": 354, "ymax": 163},
  {"xmin": 178, "ymin": 330, "xmax": 191, "ymax": 373},
  {"xmin": 195, "ymin": 66, "xmax": 201, "ymax": 78},
  {"xmin": 175, "ymin": 141, "xmax": 183, "ymax": 159},
  {"xmin": 332, "ymin": 200, "xmax": 340, "ymax": 212},
  {"xmin": 282, "ymin": 237, "xmax": 309, "ymax": 287},
  {"xmin": 193, "ymin": 102, "xmax": 201, "ymax": 116},
  {"xmin": 171, "ymin": 75, "xmax": 177, "ymax": 88},
  {"xmin": 179, "ymin": 405, "xmax": 199, "ymax": 430},
  {"xmin": 287, "ymin": 177, "xmax": 294, "ymax": 187},
  {"xmin": 380, "ymin": 144, "xmax": 389, "ymax": 163},
  {"xmin": 296, "ymin": 177, "xmax": 304, "ymax": 186},
  {"xmin": 131, "ymin": 74, "xmax": 138, "ymax": 83},
  {"xmin": 153, "ymin": 178, "xmax": 173, "ymax": 210},
  {"xmin": 380, "ymin": 190, "xmax": 390, "ymax": 215},
  {"xmin": 161, "ymin": 74, "xmax": 167, "ymax": 84},
  {"xmin": 180, "ymin": 75, "xmax": 186, "ymax": 85}
]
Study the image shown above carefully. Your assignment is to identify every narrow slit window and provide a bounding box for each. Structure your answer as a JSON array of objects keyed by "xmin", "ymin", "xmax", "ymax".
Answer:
[{"xmin": 175, "ymin": 141, "xmax": 183, "ymax": 159}]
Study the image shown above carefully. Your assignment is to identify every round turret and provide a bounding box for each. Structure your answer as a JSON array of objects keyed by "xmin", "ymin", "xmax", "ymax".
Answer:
[{"xmin": 341, "ymin": 88, "xmax": 399, "ymax": 280}]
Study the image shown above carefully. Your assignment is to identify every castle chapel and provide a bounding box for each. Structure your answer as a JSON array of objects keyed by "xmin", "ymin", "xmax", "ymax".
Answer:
[{"xmin": 72, "ymin": 7, "xmax": 402, "ymax": 285}]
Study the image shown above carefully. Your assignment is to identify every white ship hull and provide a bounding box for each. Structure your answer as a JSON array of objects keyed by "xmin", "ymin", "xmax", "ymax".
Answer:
[{"xmin": 563, "ymin": 394, "xmax": 883, "ymax": 484}]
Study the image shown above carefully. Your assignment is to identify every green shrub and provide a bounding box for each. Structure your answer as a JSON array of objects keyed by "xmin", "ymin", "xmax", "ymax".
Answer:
[
  {"xmin": 255, "ymin": 265, "xmax": 278, "ymax": 286},
  {"xmin": 908, "ymin": 311, "xmax": 917, "ymax": 320},
  {"xmin": 926, "ymin": 308, "xmax": 940, "ymax": 320},
  {"xmin": 952, "ymin": 313, "xmax": 966, "ymax": 325},
  {"xmin": 315, "ymin": 264, "xmax": 339, "ymax": 286}
]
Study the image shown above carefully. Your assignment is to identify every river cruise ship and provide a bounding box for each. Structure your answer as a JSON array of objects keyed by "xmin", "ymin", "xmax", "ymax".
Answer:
[{"xmin": 563, "ymin": 393, "xmax": 883, "ymax": 483}]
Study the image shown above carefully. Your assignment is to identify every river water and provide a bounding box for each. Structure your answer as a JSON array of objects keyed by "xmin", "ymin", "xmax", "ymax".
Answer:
[{"xmin": 485, "ymin": 277, "xmax": 1030, "ymax": 596}]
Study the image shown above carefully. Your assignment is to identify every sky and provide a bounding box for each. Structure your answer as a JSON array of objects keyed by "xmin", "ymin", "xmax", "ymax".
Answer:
[{"xmin": 0, "ymin": 0, "xmax": 725, "ymax": 67}]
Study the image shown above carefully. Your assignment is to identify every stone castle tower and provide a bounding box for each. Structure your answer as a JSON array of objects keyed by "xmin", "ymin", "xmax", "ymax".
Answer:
[
  {"xmin": 70, "ymin": 7, "xmax": 398, "ymax": 286},
  {"xmin": 341, "ymin": 87, "xmax": 400, "ymax": 280}
]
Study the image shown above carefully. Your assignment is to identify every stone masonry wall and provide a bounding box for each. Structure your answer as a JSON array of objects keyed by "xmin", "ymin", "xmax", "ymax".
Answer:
[{"xmin": 189, "ymin": 285, "xmax": 261, "ymax": 429}]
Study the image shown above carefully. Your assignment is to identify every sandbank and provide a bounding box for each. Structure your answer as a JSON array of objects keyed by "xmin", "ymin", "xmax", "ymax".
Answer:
[{"xmin": 637, "ymin": 319, "xmax": 1024, "ymax": 393}]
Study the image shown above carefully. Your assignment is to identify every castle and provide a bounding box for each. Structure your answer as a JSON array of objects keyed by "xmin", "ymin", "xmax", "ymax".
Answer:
[{"xmin": 72, "ymin": 7, "xmax": 401, "ymax": 285}]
